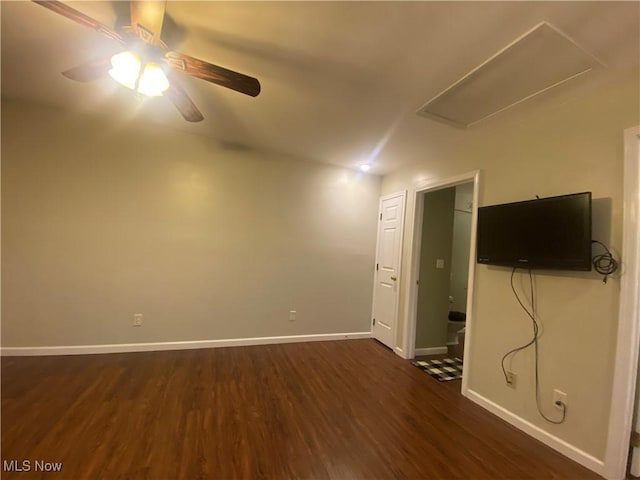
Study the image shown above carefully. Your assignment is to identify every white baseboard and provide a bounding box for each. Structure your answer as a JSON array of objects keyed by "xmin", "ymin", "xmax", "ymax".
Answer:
[
  {"xmin": 1, "ymin": 332, "xmax": 373, "ymax": 357},
  {"xmin": 465, "ymin": 389, "xmax": 605, "ymax": 476},
  {"xmin": 414, "ymin": 346, "xmax": 448, "ymax": 356}
]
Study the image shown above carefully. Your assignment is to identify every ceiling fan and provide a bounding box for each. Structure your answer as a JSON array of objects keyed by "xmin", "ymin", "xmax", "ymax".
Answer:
[{"xmin": 33, "ymin": 0, "xmax": 261, "ymax": 122}]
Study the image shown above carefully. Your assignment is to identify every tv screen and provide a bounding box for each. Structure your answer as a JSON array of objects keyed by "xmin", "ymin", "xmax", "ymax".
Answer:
[{"xmin": 477, "ymin": 192, "xmax": 592, "ymax": 271}]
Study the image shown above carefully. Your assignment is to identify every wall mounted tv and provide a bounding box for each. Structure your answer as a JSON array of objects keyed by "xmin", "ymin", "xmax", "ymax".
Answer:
[{"xmin": 476, "ymin": 192, "xmax": 592, "ymax": 271}]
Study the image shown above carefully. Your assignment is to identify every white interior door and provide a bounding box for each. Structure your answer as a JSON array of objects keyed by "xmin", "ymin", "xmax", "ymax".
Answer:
[{"xmin": 372, "ymin": 191, "xmax": 406, "ymax": 349}]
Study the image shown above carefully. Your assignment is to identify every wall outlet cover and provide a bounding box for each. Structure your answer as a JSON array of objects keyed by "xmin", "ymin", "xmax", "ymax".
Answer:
[{"xmin": 553, "ymin": 389, "xmax": 567, "ymax": 410}]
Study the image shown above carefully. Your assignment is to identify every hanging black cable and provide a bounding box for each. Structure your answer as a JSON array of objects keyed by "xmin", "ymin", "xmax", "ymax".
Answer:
[{"xmin": 591, "ymin": 240, "xmax": 618, "ymax": 284}]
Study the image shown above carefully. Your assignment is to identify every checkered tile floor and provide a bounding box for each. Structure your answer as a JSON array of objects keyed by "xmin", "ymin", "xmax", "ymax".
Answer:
[{"xmin": 412, "ymin": 357, "xmax": 463, "ymax": 381}]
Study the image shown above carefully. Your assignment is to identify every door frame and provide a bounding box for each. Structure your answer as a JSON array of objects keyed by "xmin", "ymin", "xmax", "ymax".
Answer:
[
  {"xmin": 603, "ymin": 126, "xmax": 640, "ymax": 480},
  {"xmin": 370, "ymin": 190, "xmax": 407, "ymax": 349},
  {"xmin": 401, "ymin": 170, "xmax": 480, "ymax": 395}
]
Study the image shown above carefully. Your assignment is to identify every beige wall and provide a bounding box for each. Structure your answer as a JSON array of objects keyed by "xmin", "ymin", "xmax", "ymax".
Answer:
[
  {"xmin": 415, "ymin": 187, "xmax": 455, "ymax": 349},
  {"xmin": 1, "ymin": 100, "xmax": 381, "ymax": 347},
  {"xmin": 381, "ymin": 71, "xmax": 639, "ymax": 458}
]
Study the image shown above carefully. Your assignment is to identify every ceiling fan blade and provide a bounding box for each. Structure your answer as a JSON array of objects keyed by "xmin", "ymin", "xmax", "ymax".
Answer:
[
  {"xmin": 165, "ymin": 81, "xmax": 204, "ymax": 122},
  {"xmin": 32, "ymin": 1, "xmax": 124, "ymax": 44},
  {"xmin": 62, "ymin": 57, "xmax": 112, "ymax": 82},
  {"xmin": 165, "ymin": 52, "xmax": 261, "ymax": 97},
  {"xmin": 130, "ymin": 1, "xmax": 166, "ymax": 45}
]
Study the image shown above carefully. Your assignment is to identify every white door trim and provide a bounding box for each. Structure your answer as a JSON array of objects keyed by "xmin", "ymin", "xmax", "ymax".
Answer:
[
  {"xmin": 603, "ymin": 126, "xmax": 640, "ymax": 480},
  {"xmin": 400, "ymin": 171, "xmax": 480, "ymax": 396},
  {"xmin": 371, "ymin": 190, "xmax": 407, "ymax": 349}
]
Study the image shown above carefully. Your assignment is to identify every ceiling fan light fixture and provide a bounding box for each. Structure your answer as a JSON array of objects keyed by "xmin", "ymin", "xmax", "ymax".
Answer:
[
  {"xmin": 109, "ymin": 51, "xmax": 141, "ymax": 90},
  {"xmin": 137, "ymin": 62, "xmax": 170, "ymax": 97},
  {"xmin": 34, "ymin": 0, "xmax": 260, "ymax": 122},
  {"xmin": 109, "ymin": 51, "xmax": 169, "ymax": 97}
]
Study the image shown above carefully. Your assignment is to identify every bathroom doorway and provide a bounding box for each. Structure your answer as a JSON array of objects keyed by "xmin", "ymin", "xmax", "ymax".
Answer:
[
  {"xmin": 403, "ymin": 171, "xmax": 479, "ymax": 393},
  {"xmin": 414, "ymin": 183, "xmax": 473, "ymax": 360}
]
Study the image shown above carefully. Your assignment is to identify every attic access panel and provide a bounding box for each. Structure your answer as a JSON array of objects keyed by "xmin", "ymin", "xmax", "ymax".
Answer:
[{"xmin": 417, "ymin": 23, "xmax": 602, "ymax": 128}]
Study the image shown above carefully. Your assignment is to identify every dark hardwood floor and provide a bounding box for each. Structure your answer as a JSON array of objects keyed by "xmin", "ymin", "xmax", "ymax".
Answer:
[{"xmin": 2, "ymin": 339, "xmax": 601, "ymax": 480}]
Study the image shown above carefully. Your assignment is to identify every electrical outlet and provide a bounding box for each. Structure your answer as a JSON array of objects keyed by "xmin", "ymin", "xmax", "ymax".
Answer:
[
  {"xmin": 289, "ymin": 310, "xmax": 296, "ymax": 322},
  {"xmin": 133, "ymin": 313, "xmax": 143, "ymax": 327},
  {"xmin": 506, "ymin": 371, "xmax": 517, "ymax": 388},
  {"xmin": 553, "ymin": 389, "xmax": 567, "ymax": 410}
]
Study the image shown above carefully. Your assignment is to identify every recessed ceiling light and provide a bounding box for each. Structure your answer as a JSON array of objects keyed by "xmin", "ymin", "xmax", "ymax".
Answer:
[{"xmin": 359, "ymin": 164, "xmax": 371, "ymax": 172}]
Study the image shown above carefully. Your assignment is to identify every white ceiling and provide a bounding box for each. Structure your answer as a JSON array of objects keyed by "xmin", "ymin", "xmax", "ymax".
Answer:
[{"xmin": 2, "ymin": 1, "xmax": 639, "ymax": 174}]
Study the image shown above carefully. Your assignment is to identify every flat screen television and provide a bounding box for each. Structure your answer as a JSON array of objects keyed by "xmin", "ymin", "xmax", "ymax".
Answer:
[{"xmin": 476, "ymin": 192, "xmax": 592, "ymax": 271}]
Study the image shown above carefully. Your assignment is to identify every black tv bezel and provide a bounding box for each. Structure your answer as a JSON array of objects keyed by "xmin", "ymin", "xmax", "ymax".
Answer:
[{"xmin": 476, "ymin": 192, "xmax": 592, "ymax": 271}]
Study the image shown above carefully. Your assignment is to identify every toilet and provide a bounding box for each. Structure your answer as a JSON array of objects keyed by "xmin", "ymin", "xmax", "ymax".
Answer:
[{"xmin": 447, "ymin": 311, "xmax": 466, "ymax": 360}]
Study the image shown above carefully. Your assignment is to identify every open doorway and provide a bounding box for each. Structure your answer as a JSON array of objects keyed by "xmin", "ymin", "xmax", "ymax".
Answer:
[
  {"xmin": 403, "ymin": 171, "xmax": 479, "ymax": 394},
  {"xmin": 414, "ymin": 183, "xmax": 473, "ymax": 360}
]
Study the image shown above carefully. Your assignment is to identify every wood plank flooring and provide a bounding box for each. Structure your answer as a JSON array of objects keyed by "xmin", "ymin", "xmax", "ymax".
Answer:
[{"xmin": 2, "ymin": 339, "xmax": 601, "ymax": 479}]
